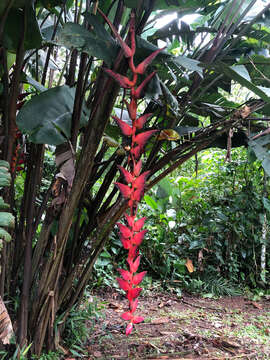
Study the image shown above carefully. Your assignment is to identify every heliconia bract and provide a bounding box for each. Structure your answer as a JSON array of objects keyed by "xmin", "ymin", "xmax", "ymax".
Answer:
[{"xmin": 101, "ymin": 8, "xmax": 163, "ymax": 336}]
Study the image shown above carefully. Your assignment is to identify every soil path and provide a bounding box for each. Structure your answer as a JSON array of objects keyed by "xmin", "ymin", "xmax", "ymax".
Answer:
[{"xmin": 71, "ymin": 291, "xmax": 270, "ymax": 359}]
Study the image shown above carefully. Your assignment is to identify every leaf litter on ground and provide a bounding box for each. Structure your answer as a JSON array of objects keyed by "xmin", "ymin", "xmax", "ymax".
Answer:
[{"xmin": 65, "ymin": 289, "xmax": 270, "ymax": 359}]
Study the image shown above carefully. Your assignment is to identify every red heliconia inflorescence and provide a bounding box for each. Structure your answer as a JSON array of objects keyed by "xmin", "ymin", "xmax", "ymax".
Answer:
[{"xmin": 98, "ymin": 8, "xmax": 164, "ymax": 335}]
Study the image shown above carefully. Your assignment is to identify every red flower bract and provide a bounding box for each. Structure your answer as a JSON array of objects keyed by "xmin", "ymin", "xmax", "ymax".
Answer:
[
  {"xmin": 126, "ymin": 322, "xmax": 133, "ymax": 336},
  {"xmin": 102, "ymin": 8, "xmax": 164, "ymax": 336},
  {"xmin": 112, "ymin": 116, "xmax": 133, "ymax": 136}
]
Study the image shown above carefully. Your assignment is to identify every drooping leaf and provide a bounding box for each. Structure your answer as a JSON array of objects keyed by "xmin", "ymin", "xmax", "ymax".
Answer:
[
  {"xmin": 22, "ymin": 74, "xmax": 47, "ymax": 93},
  {"xmin": 3, "ymin": 7, "xmax": 42, "ymax": 52},
  {"xmin": 17, "ymin": 86, "xmax": 78, "ymax": 145},
  {"xmin": 214, "ymin": 62, "xmax": 270, "ymax": 103},
  {"xmin": 159, "ymin": 80, "xmax": 179, "ymax": 113},
  {"xmin": 0, "ymin": 161, "xmax": 10, "ymax": 170},
  {"xmin": 263, "ymin": 197, "xmax": 270, "ymax": 213},
  {"xmin": 173, "ymin": 55, "xmax": 203, "ymax": 77},
  {"xmin": 248, "ymin": 133, "xmax": 270, "ymax": 176},
  {"xmin": 96, "ymin": 8, "xmax": 133, "ymax": 58},
  {"xmin": 59, "ymin": 22, "xmax": 118, "ymax": 66}
]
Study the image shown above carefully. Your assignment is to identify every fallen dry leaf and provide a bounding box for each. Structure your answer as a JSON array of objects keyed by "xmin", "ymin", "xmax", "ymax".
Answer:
[
  {"xmin": 108, "ymin": 301, "xmax": 122, "ymax": 309},
  {"xmin": 185, "ymin": 258, "xmax": 194, "ymax": 273},
  {"xmin": 251, "ymin": 301, "xmax": 263, "ymax": 310},
  {"xmin": 151, "ymin": 317, "xmax": 170, "ymax": 325},
  {"xmin": 93, "ymin": 350, "xmax": 103, "ymax": 357}
]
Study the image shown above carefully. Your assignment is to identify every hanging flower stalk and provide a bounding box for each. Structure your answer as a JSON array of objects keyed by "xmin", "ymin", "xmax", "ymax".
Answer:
[{"xmin": 98, "ymin": 9, "xmax": 164, "ymax": 335}]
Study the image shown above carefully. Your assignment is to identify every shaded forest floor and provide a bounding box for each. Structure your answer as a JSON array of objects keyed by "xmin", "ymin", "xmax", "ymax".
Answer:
[{"xmin": 72, "ymin": 289, "xmax": 270, "ymax": 359}]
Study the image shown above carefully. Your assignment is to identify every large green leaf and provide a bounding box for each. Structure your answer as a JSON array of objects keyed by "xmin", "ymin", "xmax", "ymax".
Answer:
[
  {"xmin": 22, "ymin": 74, "xmax": 47, "ymax": 93},
  {"xmin": 58, "ymin": 18, "xmax": 118, "ymax": 66},
  {"xmin": 144, "ymin": 195, "xmax": 158, "ymax": 211},
  {"xmin": 173, "ymin": 56, "xmax": 203, "ymax": 77},
  {"xmin": 17, "ymin": 85, "xmax": 77, "ymax": 145},
  {"xmin": 214, "ymin": 63, "xmax": 270, "ymax": 103},
  {"xmin": 248, "ymin": 133, "xmax": 270, "ymax": 176},
  {"xmin": 263, "ymin": 197, "xmax": 270, "ymax": 213},
  {"xmin": 3, "ymin": 7, "xmax": 42, "ymax": 52}
]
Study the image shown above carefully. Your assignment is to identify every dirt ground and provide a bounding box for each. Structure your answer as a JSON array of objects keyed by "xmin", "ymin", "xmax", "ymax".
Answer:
[{"xmin": 71, "ymin": 289, "xmax": 270, "ymax": 359}]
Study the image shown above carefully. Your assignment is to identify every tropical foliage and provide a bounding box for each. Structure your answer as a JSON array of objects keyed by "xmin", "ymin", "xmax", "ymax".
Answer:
[{"xmin": 0, "ymin": 0, "xmax": 270, "ymax": 356}]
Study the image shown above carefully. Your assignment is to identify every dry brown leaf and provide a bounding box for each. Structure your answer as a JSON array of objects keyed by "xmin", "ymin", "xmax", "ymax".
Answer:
[
  {"xmin": 240, "ymin": 105, "xmax": 251, "ymax": 118},
  {"xmin": 0, "ymin": 295, "xmax": 13, "ymax": 345},
  {"xmin": 198, "ymin": 249, "xmax": 204, "ymax": 271},
  {"xmin": 158, "ymin": 300, "xmax": 172, "ymax": 308},
  {"xmin": 251, "ymin": 301, "xmax": 263, "ymax": 310},
  {"xmin": 158, "ymin": 129, "xmax": 180, "ymax": 141},
  {"xmin": 151, "ymin": 317, "xmax": 170, "ymax": 325},
  {"xmin": 108, "ymin": 301, "xmax": 122, "ymax": 309},
  {"xmin": 55, "ymin": 149, "xmax": 75, "ymax": 193},
  {"xmin": 93, "ymin": 350, "xmax": 103, "ymax": 357},
  {"xmin": 185, "ymin": 258, "xmax": 194, "ymax": 273},
  {"xmin": 52, "ymin": 177, "xmax": 65, "ymax": 197}
]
